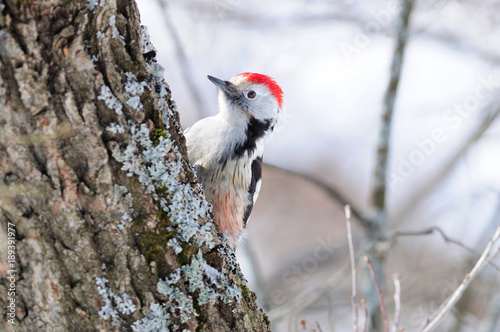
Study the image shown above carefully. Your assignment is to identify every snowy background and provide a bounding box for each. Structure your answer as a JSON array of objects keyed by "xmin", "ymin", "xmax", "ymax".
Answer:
[{"xmin": 136, "ymin": 0, "xmax": 500, "ymax": 331}]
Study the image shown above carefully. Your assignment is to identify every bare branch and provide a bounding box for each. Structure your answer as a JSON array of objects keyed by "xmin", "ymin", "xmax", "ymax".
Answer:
[
  {"xmin": 345, "ymin": 205, "xmax": 359, "ymax": 332},
  {"xmin": 364, "ymin": 256, "xmax": 390, "ymax": 332},
  {"xmin": 390, "ymin": 226, "xmax": 500, "ymax": 272},
  {"xmin": 391, "ymin": 274, "xmax": 402, "ymax": 332},
  {"xmin": 264, "ymin": 163, "xmax": 370, "ymax": 228},
  {"xmin": 361, "ymin": 299, "xmax": 368, "ymax": 332},
  {"xmin": 370, "ymin": 0, "xmax": 414, "ymax": 224},
  {"xmin": 365, "ymin": 1, "xmax": 414, "ymax": 329},
  {"xmin": 421, "ymin": 225, "xmax": 500, "ymax": 332},
  {"xmin": 156, "ymin": 0, "xmax": 208, "ymax": 118},
  {"xmin": 291, "ymin": 313, "xmax": 298, "ymax": 332},
  {"xmin": 391, "ymin": 226, "xmax": 478, "ymax": 254}
]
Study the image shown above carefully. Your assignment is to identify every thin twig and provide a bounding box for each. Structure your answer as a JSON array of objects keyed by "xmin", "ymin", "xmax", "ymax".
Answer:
[
  {"xmin": 392, "ymin": 274, "xmax": 401, "ymax": 332},
  {"xmin": 421, "ymin": 225, "xmax": 500, "ymax": 332},
  {"xmin": 264, "ymin": 163, "xmax": 371, "ymax": 228},
  {"xmin": 391, "ymin": 227, "xmax": 478, "ymax": 253},
  {"xmin": 196, "ymin": 1, "xmax": 500, "ymax": 66},
  {"xmin": 391, "ymin": 226, "xmax": 500, "ymax": 272},
  {"xmin": 156, "ymin": 0, "xmax": 208, "ymax": 118},
  {"xmin": 291, "ymin": 312, "xmax": 298, "ymax": 332},
  {"xmin": 361, "ymin": 299, "xmax": 368, "ymax": 332},
  {"xmin": 327, "ymin": 294, "xmax": 335, "ymax": 332},
  {"xmin": 345, "ymin": 205, "xmax": 359, "ymax": 332},
  {"xmin": 366, "ymin": 0, "xmax": 414, "ymax": 328},
  {"xmin": 365, "ymin": 256, "xmax": 390, "ymax": 332}
]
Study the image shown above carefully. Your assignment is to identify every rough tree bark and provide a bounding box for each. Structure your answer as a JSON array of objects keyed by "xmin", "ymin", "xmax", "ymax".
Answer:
[{"xmin": 0, "ymin": 0, "xmax": 270, "ymax": 331}]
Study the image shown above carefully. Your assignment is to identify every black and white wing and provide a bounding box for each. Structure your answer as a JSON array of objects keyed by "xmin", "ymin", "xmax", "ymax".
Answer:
[{"xmin": 243, "ymin": 156, "xmax": 262, "ymax": 227}]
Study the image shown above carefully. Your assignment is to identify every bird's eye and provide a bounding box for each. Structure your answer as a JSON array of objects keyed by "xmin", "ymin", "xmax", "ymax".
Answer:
[{"xmin": 247, "ymin": 91, "xmax": 256, "ymax": 99}]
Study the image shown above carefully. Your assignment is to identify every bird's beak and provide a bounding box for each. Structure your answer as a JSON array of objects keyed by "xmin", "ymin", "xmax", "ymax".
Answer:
[{"xmin": 207, "ymin": 75, "xmax": 234, "ymax": 95}]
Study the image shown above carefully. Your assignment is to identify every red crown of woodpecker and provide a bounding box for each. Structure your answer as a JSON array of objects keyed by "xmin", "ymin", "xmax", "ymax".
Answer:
[{"xmin": 237, "ymin": 72, "xmax": 284, "ymax": 109}]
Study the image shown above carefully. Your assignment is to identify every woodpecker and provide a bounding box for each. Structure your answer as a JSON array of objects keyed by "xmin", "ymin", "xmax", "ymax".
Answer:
[{"xmin": 185, "ymin": 73, "xmax": 284, "ymax": 248}]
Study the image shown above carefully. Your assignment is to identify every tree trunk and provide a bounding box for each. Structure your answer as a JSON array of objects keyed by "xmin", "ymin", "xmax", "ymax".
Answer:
[{"xmin": 0, "ymin": 0, "xmax": 270, "ymax": 331}]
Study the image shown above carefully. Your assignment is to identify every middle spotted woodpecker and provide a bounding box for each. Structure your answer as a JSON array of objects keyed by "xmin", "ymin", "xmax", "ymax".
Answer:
[{"xmin": 185, "ymin": 73, "xmax": 284, "ymax": 248}]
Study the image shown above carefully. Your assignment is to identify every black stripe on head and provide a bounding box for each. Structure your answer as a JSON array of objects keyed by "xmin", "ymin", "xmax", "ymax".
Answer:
[
  {"xmin": 243, "ymin": 156, "xmax": 262, "ymax": 226},
  {"xmin": 232, "ymin": 118, "xmax": 272, "ymax": 158}
]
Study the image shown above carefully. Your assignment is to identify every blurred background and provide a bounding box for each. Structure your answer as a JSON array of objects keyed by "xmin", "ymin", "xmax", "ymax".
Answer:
[{"xmin": 136, "ymin": 0, "xmax": 500, "ymax": 331}]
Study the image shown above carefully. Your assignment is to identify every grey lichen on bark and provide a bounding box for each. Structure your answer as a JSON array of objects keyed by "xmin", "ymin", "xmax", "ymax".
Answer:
[{"xmin": 0, "ymin": 0, "xmax": 270, "ymax": 331}]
